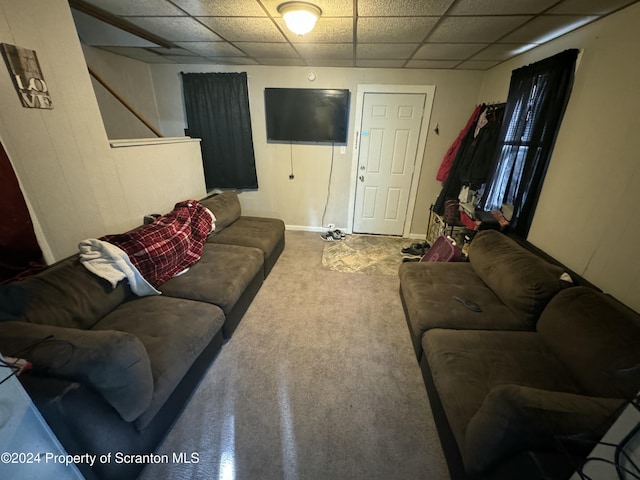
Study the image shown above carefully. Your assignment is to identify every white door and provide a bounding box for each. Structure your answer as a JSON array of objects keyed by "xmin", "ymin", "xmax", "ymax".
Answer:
[{"xmin": 353, "ymin": 93, "xmax": 426, "ymax": 235}]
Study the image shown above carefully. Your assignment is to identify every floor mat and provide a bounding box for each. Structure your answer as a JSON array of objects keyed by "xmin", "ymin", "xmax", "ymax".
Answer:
[{"xmin": 321, "ymin": 234, "xmax": 411, "ymax": 275}]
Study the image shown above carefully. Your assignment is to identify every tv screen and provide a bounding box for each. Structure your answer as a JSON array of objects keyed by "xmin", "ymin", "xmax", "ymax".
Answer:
[{"xmin": 264, "ymin": 88, "xmax": 350, "ymax": 143}]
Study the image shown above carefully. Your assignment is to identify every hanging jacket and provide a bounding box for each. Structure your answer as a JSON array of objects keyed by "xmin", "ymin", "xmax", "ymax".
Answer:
[
  {"xmin": 434, "ymin": 105, "xmax": 504, "ymax": 215},
  {"xmin": 435, "ymin": 105, "xmax": 482, "ymax": 182}
]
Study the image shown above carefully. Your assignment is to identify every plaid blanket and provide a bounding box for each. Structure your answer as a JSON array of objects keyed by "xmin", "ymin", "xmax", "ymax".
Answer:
[{"xmin": 101, "ymin": 200, "xmax": 213, "ymax": 288}]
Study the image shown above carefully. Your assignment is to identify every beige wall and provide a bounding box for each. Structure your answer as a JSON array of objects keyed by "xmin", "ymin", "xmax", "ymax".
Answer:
[
  {"xmin": 0, "ymin": 0, "xmax": 206, "ymax": 262},
  {"xmin": 3, "ymin": 0, "xmax": 637, "ymax": 311},
  {"xmin": 82, "ymin": 45, "xmax": 162, "ymax": 140},
  {"xmin": 479, "ymin": 2, "xmax": 640, "ymax": 312},
  {"xmin": 149, "ymin": 63, "xmax": 483, "ymax": 234}
]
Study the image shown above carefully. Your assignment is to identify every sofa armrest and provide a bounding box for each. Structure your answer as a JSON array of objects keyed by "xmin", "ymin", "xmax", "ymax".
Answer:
[
  {"xmin": 463, "ymin": 384, "xmax": 624, "ymax": 475},
  {"xmin": 0, "ymin": 321, "xmax": 153, "ymax": 422}
]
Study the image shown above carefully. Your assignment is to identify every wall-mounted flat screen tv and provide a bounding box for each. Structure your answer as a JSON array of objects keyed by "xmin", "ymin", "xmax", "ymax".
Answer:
[{"xmin": 264, "ymin": 88, "xmax": 350, "ymax": 143}]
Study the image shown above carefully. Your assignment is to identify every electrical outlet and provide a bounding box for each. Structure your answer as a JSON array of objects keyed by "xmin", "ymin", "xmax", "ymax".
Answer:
[
  {"xmin": 327, "ymin": 223, "xmax": 335, "ymax": 230},
  {"xmin": 340, "ymin": 146, "xmax": 346, "ymax": 154}
]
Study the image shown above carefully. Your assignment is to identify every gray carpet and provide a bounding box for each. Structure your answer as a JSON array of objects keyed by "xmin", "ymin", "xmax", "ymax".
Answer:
[{"xmin": 140, "ymin": 231, "xmax": 449, "ymax": 480}]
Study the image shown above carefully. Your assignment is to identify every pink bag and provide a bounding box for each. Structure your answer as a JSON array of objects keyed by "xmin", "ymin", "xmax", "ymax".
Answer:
[{"xmin": 420, "ymin": 235, "xmax": 462, "ymax": 262}]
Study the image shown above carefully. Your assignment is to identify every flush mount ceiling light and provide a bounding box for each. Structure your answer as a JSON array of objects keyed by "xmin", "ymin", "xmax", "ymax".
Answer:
[{"xmin": 277, "ymin": 2, "xmax": 322, "ymax": 36}]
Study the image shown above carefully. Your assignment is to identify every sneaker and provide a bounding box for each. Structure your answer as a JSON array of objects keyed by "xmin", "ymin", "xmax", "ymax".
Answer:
[
  {"xmin": 321, "ymin": 231, "xmax": 341, "ymax": 241},
  {"xmin": 401, "ymin": 241, "xmax": 429, "ymax": 254},
  {"xmin": 402, "ymin": 256, "xmax": 421, "ymax": 263}
]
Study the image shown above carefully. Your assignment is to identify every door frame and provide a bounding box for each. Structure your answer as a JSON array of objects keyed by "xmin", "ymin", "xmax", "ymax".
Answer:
[{"xmin": 347, "ymin": 84, "xmax": 436, "ymax": 237}]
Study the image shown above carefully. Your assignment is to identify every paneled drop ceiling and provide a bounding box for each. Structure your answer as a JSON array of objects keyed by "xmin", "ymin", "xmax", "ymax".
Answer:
[{"xmin": 71, "ymin": 0, "xmax": 639, "ymax": 69}]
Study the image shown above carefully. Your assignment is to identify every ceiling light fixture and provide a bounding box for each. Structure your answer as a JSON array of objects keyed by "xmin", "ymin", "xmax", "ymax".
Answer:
[{"xmin": 277, "ymin": 2, "xmax": 322, "ymax": 36}]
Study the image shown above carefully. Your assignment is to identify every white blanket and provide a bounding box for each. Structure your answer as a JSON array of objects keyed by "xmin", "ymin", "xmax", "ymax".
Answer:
[{"xmin": 78, "ymin": 238, "xmax": 160, "ymax": 296}]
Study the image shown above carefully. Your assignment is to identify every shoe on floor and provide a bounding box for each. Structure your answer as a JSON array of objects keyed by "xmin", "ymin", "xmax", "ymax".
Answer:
[
  {"xmin": 402, "ymin": 245, "xmax": 427, "ymax": 256},
  {"xmin": 401, "ymin": 241, "xmax": 429, "ymax": 255},
  {"xmin": 321, "ymin": 231, "xmax": 342, "ymax": 241}
]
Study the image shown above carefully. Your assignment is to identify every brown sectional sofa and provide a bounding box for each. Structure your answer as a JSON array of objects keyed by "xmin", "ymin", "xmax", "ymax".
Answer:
[
  {"xmin": 399, "ymin": 230, "xmax": 640, "ymax": 479},
  {"xmin": 0, "ymin": 191, "xmax": 284, "ymax": 480}
]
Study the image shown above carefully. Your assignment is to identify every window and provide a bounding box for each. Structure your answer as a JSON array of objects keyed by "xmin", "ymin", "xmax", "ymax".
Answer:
[{"xmin": 480, "ymin": 49, "xmax": 579, "ymax": 238}]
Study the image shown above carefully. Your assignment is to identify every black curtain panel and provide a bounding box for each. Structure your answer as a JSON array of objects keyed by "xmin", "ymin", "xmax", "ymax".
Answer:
[
  {"xmin": 181, "ymin": 72, "xmax": 258, "ymax": 190},
  {"xmin": 480, "ymin": 49, "xmax": 579, "ymax": 238}
]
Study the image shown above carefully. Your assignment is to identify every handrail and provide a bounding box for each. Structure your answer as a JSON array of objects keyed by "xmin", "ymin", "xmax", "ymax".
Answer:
[{"xmin": 88, "ymin": 65, "xmax": 163, "ymax": 138}]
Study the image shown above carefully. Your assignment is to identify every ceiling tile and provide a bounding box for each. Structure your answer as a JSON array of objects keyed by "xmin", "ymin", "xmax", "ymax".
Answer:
[
  {"xmin": 405, "ymin": 59, "xmax": 461, "ymax": 69},
  {"xmin": 358, "ymin": 0, "xmax": 454, "ymax": 16},
  {"xmin": 171, "ymin": 0, "xmax": 268, "ymax": 16},
  {"xmin": 257, "ymin": 57, "xmax": 308, "ymax": 66},
  {"xmin": 176, "ymin": 41, "xmax": 245, "ymax": 56},
  {"xmin": 234, "ymin": 42, "xmax": 300, "ymax": 58},
  {"xmin": 198, "ymin": 17, "xmax": 285, "ymax": 42},
  {"xmin": 294, "ymin": 43, "xmax": 353, "ymax": 59},
  {"xmin": 162, "ymin": 55, "xmax": 214, "ymax": 63},
  {"xmin": 356, "ymin": 59, "xmax": 406, "ymax": 68},
  {"xmin": 261, "ymin": 0, "xmax": 355, "ymax": 18},
  {"xmin": 206, "ymin": 57, "xmax": 260, "ymax": 65},
  {"xmin": 428, "ymin": 16, "xmax": 533, "ymax": 43},
  {"xmin": 548, "ymin": 0, "xmax": 638, "ymax": 15},
  {"xmin": 280, "ymin": 18, "xmax": 353, "ymax": 43},
  {"xmin": 501, "ymin": 15, "xmax": 597, "ymax": 43},
  {"xmin": 470, "ymin": 43, "xmax": 537, "ymax": 61},
  {"xmin": 148, "ymin": 47, "xmax": 197, "ymax": 56},
  {"xmin": 448, "ymin": 0, "xmax": 558, "ymax": 15},
  {"xmin": 455, "ymin": 60, "xmax": 502, "ymax": 70},
  {"xmin": 126, "ymin": 17, "xmax": 221, "ymax": 41},
  {"xmin": 413, "ymin": 43, "xmax": 487, "ymax": 60},
  {"xmin": 307, "ymin": 58, "xmax": 355, "ymax": 67},
  {"xmin": 83, "ymin": 0, "xmax": 186, "ymax": 16},
  {"xmin": 99, "ymin": 46, "xmax": 173, "ymax": 62},
  {"xmin": 356, "ymin": 43, "xmax": 417, "ymax": 59},
  {"xmin": 357, "ymin": 17, "xmax": 439, "ymax": 43},
  {"xmin": 73, "ymin": 0, "xmax": 625, "ymax": 71}
]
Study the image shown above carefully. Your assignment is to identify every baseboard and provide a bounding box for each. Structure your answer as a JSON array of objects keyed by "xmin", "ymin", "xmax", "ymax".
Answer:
[
  {"xmin": 285, "ymin": 225, "xmax": 425, "ymax": 239},
  {"xmin": 407, "ymin": 232, "xmax": 427, "ymax": 240},
  {"xmin": 285, "ymin": 225, "xmax": 348, "ymax": 233}
]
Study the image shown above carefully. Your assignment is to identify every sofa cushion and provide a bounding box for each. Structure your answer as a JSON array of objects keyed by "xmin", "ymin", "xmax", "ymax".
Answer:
[
  {"xmin": 422, "ymin": 328, "xmax": 582, "ymax": 454},
  {"xmin": 0, "ymin": 320, "xmax": 153, "ymax": 422},
  {"xmin": 93, "ymin": 295, "xmax": 225, "ymax": 430},
  {"xmin": 160, "ymin": 243, "xmax": 264, "ymax": 314},
  {"xmin": 399, "ymin": 262, "xmax": 528, "ymax": 334},
  {"xmin": 200, "ymin": 191, "xmax": 241, "ymax": 232},
  {"xmin": 0, "ymin": 256, "xmax": 132, "ymax": 329},
  {"xmin": 468, "ymin": 230, "xmax": 569, "ymax": 326},
  {"xmin": 464, "ymin": 385, "xmax": 623, "ymax": 475},
  {"xmin": 207, "ymin": 216, "xmax": 285, "ymax": 261},
  {"xmin": 537, "ymin": 287, "xmax": 640, "ymax": 399},
  {"xmin": 399, "ymin": 262, "xmax": 530, "ymax": 359}
]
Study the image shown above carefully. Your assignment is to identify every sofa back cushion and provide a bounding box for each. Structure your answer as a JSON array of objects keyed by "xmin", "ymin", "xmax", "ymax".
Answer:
[
  {"xmin": 0, "ymin": 256, "xmax": 132, "ymax": 330},
  {"xmin": 200, "ymin": 191, "xmax": 241, "ymax": 232},
  {"xmin": 538, "ymin": 287, "xmax": 640, "ymax": 399},
  {"xmin": 468, "ymin": 230, "xmax": 568, "ymax": 325},
  {"xmin": 0, "ymin": 320, "xmax": 153, "ymax": 422}
]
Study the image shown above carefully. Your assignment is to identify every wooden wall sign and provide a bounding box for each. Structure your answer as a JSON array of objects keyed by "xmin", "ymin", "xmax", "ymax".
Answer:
[{"xmin": 1, "ymin": 43, "xmax": 53, "ymax": 109}]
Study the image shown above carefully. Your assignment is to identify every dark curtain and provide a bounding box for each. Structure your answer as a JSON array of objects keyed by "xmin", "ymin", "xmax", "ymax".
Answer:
[
  {"xmin": 181, "ymin": 72, "xmax": 258, "ymax": 190},
  {"xmin": 480, "ymin": 49, "xmax": 578, "ymax": 238}
]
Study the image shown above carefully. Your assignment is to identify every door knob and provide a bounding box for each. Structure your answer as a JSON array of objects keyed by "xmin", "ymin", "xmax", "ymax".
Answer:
[{"xmin": 359, "ymin": 175, "xmax": 365, "ymax": 182}]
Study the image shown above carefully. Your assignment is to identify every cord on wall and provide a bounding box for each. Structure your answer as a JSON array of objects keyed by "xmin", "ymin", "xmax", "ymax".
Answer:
[
  {"xmin": 321, "ymin": 143, "xmax": 335, "ymax": 228},
  {"xmin": 289, "ymin": 141, "xmax": 294, "ymax": 179}
]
